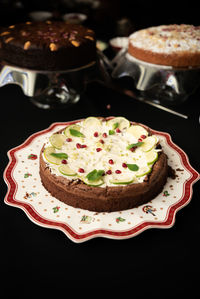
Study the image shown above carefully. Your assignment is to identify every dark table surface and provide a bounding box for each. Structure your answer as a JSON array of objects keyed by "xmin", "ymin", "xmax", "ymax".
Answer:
[{"xmin": 1, "ymin": 79, "xmax": 200, "ymax": 296}]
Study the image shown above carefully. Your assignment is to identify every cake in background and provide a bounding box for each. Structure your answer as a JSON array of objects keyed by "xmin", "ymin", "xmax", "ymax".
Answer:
[
  {"xmin": 128, "ymin": 24, "xmax": 200, "ymax": 67},
  {"xmin": 0, "ymin": 20, "xmax": 96, "ymax": 70}
]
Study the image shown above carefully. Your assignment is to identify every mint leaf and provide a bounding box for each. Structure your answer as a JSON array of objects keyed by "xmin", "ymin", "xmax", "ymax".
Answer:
[
  {"xmin": 86, "ymin": 169, "xmax": 97, "ymax": 180},
  {"xmin": 113, "ymin": 122, "xmax": 119, "ymax": 130},
  {"xmin": 86, "ymin": 169, "xmax": 105, "ymax": 181},
  {"xmin": 97, "ymin": 169, "xmax": 105, "ymax": 176},
  {"xmin": 127, "ymin": 164, "xmax": 139, "ymax": 171},
  {"xmin": 50, "ymin": 153, "xmax": 68, "ymax": 159},
  {"xmin": 127, "ymin": 142, "xmax": 143, "ymax": 150},
  {"xmin": 69, "ymin": 128, "xmax": 85, "ymax": 137},
  {"xmin": 109, "ymin": 130, "xmax": 115, "ymax": 135}
]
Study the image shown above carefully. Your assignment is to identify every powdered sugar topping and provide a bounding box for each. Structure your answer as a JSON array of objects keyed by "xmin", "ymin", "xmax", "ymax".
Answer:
[{"xmin": 129, "ymin": 24, "xmax": 200, "ymax": 54}]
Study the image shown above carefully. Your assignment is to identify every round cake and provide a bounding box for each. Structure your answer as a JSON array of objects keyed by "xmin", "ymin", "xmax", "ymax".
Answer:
[
  {"xmin": 39, "ymin": 117, "xmax": 169, "ymax": 212},
  {"xmin": 128, "ymin": 24, "xmax": 200, "ymax": 67},
  {"xmin": 0, "ymin": 21, "xmax": 96, "ymax": 70}
]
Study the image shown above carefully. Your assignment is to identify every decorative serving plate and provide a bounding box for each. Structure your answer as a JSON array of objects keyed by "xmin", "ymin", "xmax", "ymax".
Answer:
[{"xmin": 4, "ymin": 119, "xmax": 200, "ymax": 242}]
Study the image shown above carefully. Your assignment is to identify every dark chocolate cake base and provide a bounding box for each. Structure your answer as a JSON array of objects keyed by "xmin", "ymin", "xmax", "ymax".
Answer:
[{"xmin": 40, "ymin": 149, "xmax": 168, "ymax": 212}]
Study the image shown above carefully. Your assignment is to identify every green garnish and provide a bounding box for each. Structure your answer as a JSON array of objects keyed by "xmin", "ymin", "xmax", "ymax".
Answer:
[
  {"xmin": 86, "ymin": 169, "xmax": 105, "ymax": 182},
  {"xmin": 69, "ymin": 128, "xmax": 85, "ymax": 138},
  {"xmin": 127, "ymin": 141, "xmax": 144, "ymax": 150},
  {"xmin": 127, "ymin": 164, "xmax": 139, "ymax": 171},
  {"xmin": 109, "ymin": 130, "xmax": 115, "ymax": 135},
  {"xmin": 113, "ymin": 122, "xmax": 119, "ymax": 130},
  {"xmin": 50, "ymin": 153, "xmax": 68, "ymax": 159}
]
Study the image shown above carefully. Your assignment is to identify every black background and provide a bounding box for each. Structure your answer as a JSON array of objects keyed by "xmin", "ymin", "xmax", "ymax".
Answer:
[{"xmin": 1, "ymin": 0, "xmax": 200, "ymax": 297}]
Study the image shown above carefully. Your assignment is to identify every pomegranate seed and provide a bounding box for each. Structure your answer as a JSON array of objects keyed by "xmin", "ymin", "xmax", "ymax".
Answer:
[
  {"xmin": 96, "ymin": 148, "xmax": 102, "ymax": 152},
  {"xmin": 109, "ymin": 159, "xmax": 114, "ymax": 165},
  {"xmin": 66, "ymin": 138, "xmax": 72, "ymax": 142},
  {"xmin": 130, "ymin": 147, "xmax": 136, "ymax": 152},
  {"xmin": 61, "ymin": 159, "xmax": 67, "ymax": 164},
  {"xmin": 115, "ymin": 170, "xmax": 122, "ymax": 174},
  {"xmin": 76, "ymin": 143, "xmax": 81, "ymax": 149},
  {"xmin": 116, "ymin": 128, "xmax": 121, "ymax": 133},
  {"xmin": 99, "ymin": 139, "xmax": 104, "ymax": 144},
  {"xmin": 94, "ymin": 132, "xmax": 99, "ymax": 137},
  {"xmin": 141, "ymin": 135, "xmax": 147, "ymax": 139},
  {"xmin": 81, "ymin": 144, "xmax": 87, "ymax": 148},
  {"xmin": 103, "ymin": 132, "xmax": 107, "ymax": 138},
  {"xmin": 122, "ymin": 163, "xmax": 127, "ymax": 168},
  {"xmin": 78, "ymin": 168, "xmax": 85, "ymax": 173},
  {"xmin": 106, "ymin": 170, "xmax": 112, "ymax": 175},
  {"xmin": 138, "ymin": 138, "xmax": 143, "ymax": 142}
]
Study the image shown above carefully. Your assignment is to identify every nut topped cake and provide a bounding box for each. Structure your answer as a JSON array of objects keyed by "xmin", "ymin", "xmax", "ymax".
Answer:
[
  {"xmin": 128, "ymin": 24, "xmax": 200, "ymax": 67},
  {"xmin": 0, "ymin": 21, "xmax": 96, "ymax": 70},
  {"xmin": 39, "ymin": 117, "xmax": 169, "ymax": 212}
]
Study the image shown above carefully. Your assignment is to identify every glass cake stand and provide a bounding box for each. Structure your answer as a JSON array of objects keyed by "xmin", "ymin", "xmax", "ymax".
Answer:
[
  {"xmin": 112, "ymin": 49, "xmax": 200, "ymax": 106},
  {"xmin": 0, "ymin": 51, "xmax": 111, "ymax": 109}
]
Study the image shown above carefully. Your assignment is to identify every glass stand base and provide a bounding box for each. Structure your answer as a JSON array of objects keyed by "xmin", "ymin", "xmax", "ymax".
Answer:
[{"xmin": 30, "ymin": 86, "xmax": 80, "ymax": 109}]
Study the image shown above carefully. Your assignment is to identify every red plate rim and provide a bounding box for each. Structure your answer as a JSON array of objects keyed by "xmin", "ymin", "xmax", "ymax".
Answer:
[{"xmin": 3, "ymin": 118, "xmax": 200, "ymax": 242}]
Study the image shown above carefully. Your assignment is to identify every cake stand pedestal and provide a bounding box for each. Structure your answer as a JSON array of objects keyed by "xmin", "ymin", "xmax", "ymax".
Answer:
[
  {"xmin": 112, "ymin": 49, "xmax": 200, "ymax": 106},
  {"xmin": 0, "ymin": 51, "xmax": 111, "ymax": 109}
]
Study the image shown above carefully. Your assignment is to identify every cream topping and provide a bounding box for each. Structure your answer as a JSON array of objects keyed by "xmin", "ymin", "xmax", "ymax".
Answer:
[
  {"xmin": 43, "ymin": 118, "xmax": 160, "ymax": 187},
  {"xmin": 129, "ymin": 24, "xmax": 200, "ymax": 54}
]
